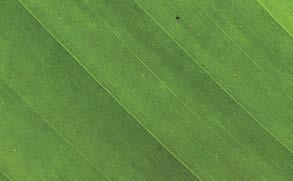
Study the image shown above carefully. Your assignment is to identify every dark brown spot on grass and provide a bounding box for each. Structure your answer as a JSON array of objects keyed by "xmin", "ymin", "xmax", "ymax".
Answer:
[{"xmin": 176, "ymin": 16, "xmax": 180, "ymax": 20}]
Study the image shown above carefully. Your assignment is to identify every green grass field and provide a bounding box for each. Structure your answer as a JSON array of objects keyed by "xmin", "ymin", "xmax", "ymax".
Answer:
[{"xmin": 0, "ymin": 0, "xmax": 292, "ymax": 180}]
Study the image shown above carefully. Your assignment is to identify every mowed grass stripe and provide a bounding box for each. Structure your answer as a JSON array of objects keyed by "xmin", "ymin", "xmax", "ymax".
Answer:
[{"xmin": 256, "ymin": 0, "xmax": 293, "ymax": 36}]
